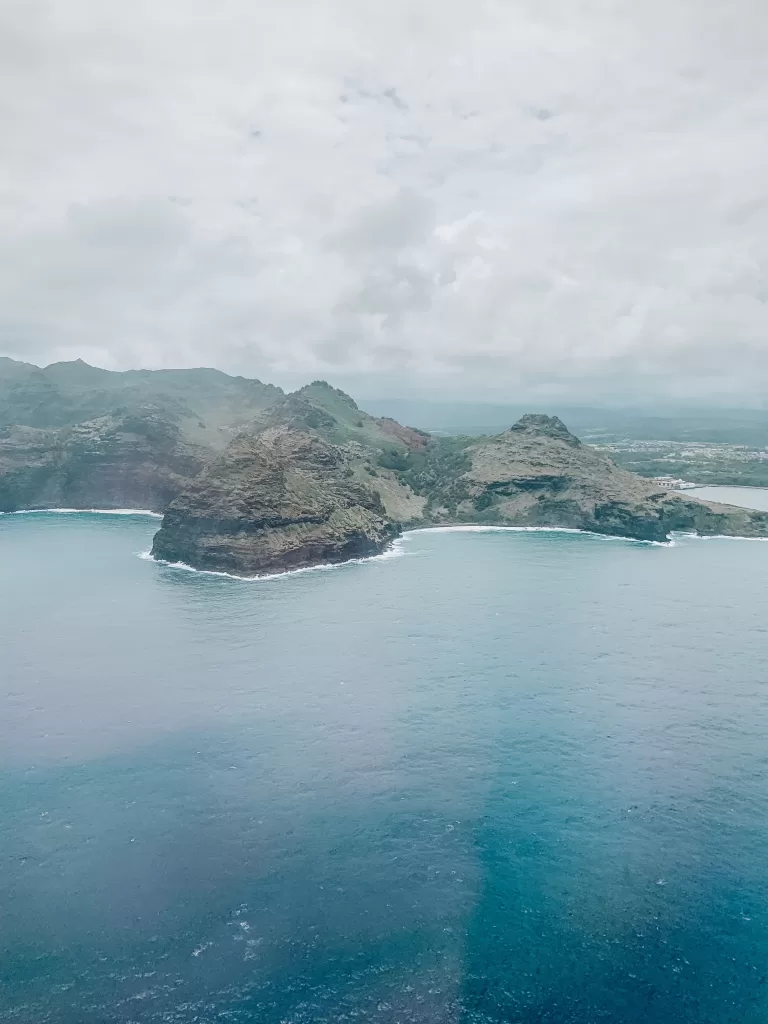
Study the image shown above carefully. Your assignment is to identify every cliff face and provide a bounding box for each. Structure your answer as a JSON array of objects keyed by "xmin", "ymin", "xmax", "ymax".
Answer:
[
  {"xmin": 0, "ymin": 415, "xmax": 210, "ymax": 513},
  {"xmin": 151, "ymin": 427, "xmax": 401, "ymax": 574},
  {"xmin": 0, "ymin": 358, "xmax": 282, "ymax": 512},
  {"xmin": 149, "ymin": 382, "xmax": 431, "ymax": 573}
]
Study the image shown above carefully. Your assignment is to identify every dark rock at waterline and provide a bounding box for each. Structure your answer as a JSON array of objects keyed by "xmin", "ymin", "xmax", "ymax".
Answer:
[{"xmin": 150, "ymin": 428, "xmax": 403, "ymax": 576}]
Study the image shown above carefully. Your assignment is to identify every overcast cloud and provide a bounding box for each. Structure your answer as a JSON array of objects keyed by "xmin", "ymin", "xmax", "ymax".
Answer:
[{"xmin": 1, "ymin": 0, "xmax": 767, "ymax": 402}]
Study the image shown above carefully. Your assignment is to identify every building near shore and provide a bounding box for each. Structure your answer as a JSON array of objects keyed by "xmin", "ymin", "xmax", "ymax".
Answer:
[{"xmin": 652, "ymin": 476, "xmax": 698, "ymax": 490}]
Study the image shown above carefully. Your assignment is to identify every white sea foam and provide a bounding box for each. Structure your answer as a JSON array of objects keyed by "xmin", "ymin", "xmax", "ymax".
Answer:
[
  {"xmin": 139, "ymin": 525, "xmax": 681, "ymax": 583},
  {"xmin": 2, "ymin": 507, "xmax": 162, "ymax": 518},
  {"xmin": 135, "ymin": 524, "xmax": 768, "ymax": 583},
  {"xmin": 410, "ymin": 525, "xmax": 584, "ymax": 535},
  {"xmin": 140, "ymin": 536, "xmax": 407, "ymax": 582},
  {"xmin": 670, "ymin": 531, "xmax": 768, "ymax": 542},
  {"xmin": 404, "ymin": 525, "xmax": 673, "ymax": 546}
]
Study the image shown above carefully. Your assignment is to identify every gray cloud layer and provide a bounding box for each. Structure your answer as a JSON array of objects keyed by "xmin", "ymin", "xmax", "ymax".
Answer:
[{"xmin": 1, "ymin": 0, "xmax": 767, "ymax": 402}]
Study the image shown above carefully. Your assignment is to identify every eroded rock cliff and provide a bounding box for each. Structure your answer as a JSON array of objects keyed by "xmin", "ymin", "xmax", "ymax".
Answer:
[{"xmin": 151, "ymin": 427, "xmax": 402, "ymax": 574}]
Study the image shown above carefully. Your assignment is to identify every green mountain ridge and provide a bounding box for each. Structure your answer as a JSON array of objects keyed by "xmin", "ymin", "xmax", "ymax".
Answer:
[{"xmin": 0, "ymin": 356, "xmax": 281, "ymax": 433}]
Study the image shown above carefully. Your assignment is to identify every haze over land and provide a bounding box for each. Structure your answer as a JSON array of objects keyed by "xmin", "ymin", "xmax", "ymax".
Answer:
[{"xmin": 2, "ymin": 1, "xmax": 768, "ymax": 404}]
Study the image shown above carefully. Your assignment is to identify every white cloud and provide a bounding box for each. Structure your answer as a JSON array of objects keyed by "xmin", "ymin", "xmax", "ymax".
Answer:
[{"xmin": 1, "ymin": 0, "xmax": 767, "ymax": 401}]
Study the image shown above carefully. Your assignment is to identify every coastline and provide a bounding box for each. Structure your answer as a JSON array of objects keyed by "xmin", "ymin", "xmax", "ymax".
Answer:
[
  {"xmin": 4, "ymin": 507, "xmax": 766, "ymax": 583},
  {"xmin": 141, "ymin": 524, "xmax": 675, "ymax": 583}
]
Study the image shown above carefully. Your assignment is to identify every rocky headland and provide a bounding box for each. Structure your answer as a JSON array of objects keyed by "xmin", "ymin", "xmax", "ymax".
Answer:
[
  {"xmin": 2, "ymin": 357, "xmax": 767, "ymax": 575},
  {"xmin": 150, "ymin": 389, "xmax": 768, "ymax": 575}
]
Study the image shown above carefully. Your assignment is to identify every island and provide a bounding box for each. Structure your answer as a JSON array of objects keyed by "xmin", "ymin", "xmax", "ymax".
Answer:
[{"xmin": 2, "ymin": 358, "xmax": 767, "ymax": 576}]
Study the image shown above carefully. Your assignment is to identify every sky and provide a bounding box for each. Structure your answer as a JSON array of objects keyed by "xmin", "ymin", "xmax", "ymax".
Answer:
[{"xmin": 1, "ymin": 0, "xmax": 767, "ymax": 404}]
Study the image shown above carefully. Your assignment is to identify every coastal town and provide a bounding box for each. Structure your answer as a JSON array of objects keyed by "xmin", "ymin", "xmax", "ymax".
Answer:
[{"xmin": 589, "ymin": 438, "xmax": 768, "ymax": 488}]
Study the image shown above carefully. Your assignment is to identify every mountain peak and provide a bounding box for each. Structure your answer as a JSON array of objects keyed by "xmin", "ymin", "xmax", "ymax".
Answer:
[
  {"xmin": 296, "ymin": 380, "xmax": 360, "ymax": 410},
  {"xmin": 509, "ymin": 413, "xmax": 580, "ymax": 445},
  {"xmin": 43, "ymin": 358, "xmax": 112, "ymax": 382}
]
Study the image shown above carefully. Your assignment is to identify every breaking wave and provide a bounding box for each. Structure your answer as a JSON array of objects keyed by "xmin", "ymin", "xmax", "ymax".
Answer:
[
  {"xmin": 2, "ymin": 507, "xmax": 162, "ymax": 518},
  {"xmin": 406, "ymin": 525, "xmax": 674, "ymax": 547},
  {"xmin": 670, "ymin": 531, "xmax": 768, "ymax": 542},
  {"xmin": 139, "ymin": 537, "xmax": 407, "ymax": 582},
  {"xmin": 139, "ymin": 526, "xmax": 678, "ymax": 583}
]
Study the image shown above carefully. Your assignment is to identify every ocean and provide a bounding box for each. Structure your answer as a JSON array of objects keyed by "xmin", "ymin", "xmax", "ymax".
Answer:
[{"xmin": 2, "ymin": 508, "xmax": 768, "ymax": 1023}]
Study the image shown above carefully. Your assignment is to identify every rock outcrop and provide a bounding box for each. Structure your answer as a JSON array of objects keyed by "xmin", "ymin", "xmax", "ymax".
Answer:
[
  {"xmin": 151, "ymin": 407, "xmax": 768, "ymax": 576},
  {"xmin": 0, "ymin": 413, "xmax": 210, "ymax": 513},
  {"xmin": 408, "ymin": 413, "xmax": 768, "ymax": 542},
  {"xmin": 151, "ymin": 427, "xmax": 401, "ymax": 574}
]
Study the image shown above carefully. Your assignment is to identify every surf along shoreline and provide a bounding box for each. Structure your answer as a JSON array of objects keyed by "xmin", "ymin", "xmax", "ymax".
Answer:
[{"xmin": 4, "ymin": 508, "xmax": 768, "ymax": 583}]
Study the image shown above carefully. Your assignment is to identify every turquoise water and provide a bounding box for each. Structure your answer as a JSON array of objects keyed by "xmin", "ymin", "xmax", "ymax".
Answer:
[{"xmin": 2, "ymin": 513, "xmax": 768, "ymax": 1023}]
